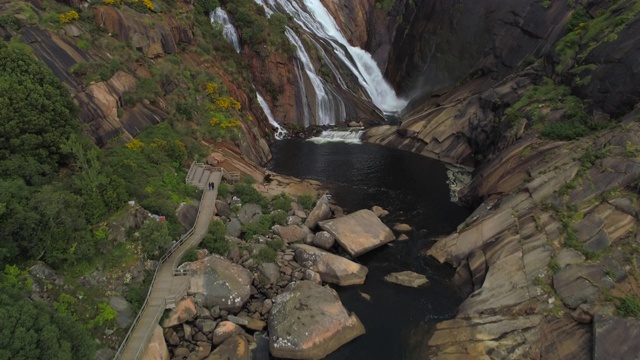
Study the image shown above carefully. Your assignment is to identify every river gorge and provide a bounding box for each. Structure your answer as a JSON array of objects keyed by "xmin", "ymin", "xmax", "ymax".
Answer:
[
  {"xmin": 4, "ymin": 0, "xmax": 640, "ymax": 358},
  {"xmin": 268, "ymin": 138, "xmax": 470, "ymax": 359}
]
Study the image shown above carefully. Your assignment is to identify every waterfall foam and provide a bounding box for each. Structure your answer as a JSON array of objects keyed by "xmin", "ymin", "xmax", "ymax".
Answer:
[
  {"xmin": 256, "ymin": 93, "xmax": 288, "ymax": 140},
  {"xmin": 308, "ymin": 129, "xmax": 364, "ymax": 144},
  {"xmin": 210, "ymin": 8, "xmax": 242, "ymax": 53}
]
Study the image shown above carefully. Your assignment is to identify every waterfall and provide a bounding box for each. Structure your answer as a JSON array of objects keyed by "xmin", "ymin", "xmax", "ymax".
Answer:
[
  {"xmin": 308, "ymin": 129, "xmax": 364, "ymax": 144},
  {"xmin": 254, "ymin": 0, "xmax": 274, "ymax": 17},
  {"xmin": 210, "ymin": 8, "xmax": 241, "ymax": 53},
  {"xmin": 310, "ymin": 38, "xmax": 348, "ymax": 90},
  {"xmin": 285, "ymin": 27, "xmax": 345, "ymax": 126},
  {"xmin": 256, "ymin": 93, "xmax": 288, "ymax": 140},
  {"xmin": 270, "ymin": 0, "xmax": 407, "ymax": 113}
]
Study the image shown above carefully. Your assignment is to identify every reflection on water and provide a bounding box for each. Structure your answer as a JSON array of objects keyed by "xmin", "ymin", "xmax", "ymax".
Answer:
[{"xmin": 267, "ymin": 139, "xmax": 471, "ymax": 359}]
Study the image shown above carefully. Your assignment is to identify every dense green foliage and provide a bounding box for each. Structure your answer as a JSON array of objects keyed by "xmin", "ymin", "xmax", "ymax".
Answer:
[
  {"xmin": 617, "ymin": 295, "xmax": 640, "ymax": 318},
  {"xmin": 553, "ymin": 1, "xmax": 640, "ymax": 78},
  {"xmin": 271, "ymin": 192, "xmax": 293, "ymax": 212},
  {"xmin": 0, "ymin": 274, "xmax": 95, "ymax": 360},
  {"xmin": 136, "ymin": 220, "xmax": 173, "ymax": 260},
  {"xmin": 242, "ymin": 214, "xmax": 273, "ymax": 239},
  {"xmin": 0, "ymin": 43, "xmax": 78, "ymax": 183},
  {"xmin": 234, "ymin": 183, "xmax": 269, "ymax": 207},
  {"xmin": 201, "ymin": 220, "xmax": 230, "ymax": 256},
  {"xmin": 297, "ymin": 193, "xmax": 315, "ymax": 210},
  {"xmin": 503, "ymin": 78, "xmax": 609, "ymax": 140}
]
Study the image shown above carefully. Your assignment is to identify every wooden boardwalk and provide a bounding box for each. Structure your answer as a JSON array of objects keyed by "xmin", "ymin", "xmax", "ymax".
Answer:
[{"xmin": 116, "ymin": 170, "xmax": 223, "ymax": 359}]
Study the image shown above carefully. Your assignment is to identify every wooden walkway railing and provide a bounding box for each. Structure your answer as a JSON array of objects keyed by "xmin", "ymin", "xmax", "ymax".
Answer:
[{"xmin": 114, "ymin": 168, "xmax": 223, "ymax": 359}]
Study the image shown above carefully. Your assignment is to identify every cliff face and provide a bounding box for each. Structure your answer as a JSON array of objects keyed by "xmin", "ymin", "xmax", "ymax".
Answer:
[{"xmin": 355, "ymin": 0, "xmax": 640, "ymax": 357}]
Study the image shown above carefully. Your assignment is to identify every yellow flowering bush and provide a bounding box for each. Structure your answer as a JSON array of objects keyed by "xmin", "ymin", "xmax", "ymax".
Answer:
[
  {"xmin": 125, "ymin": 138, "xmax": 144, "ymax": 151},
  {"xmin": 59, "ymin": 10, "xmax": 79, "ymax": 24},
  {"xmin": 203, "ymin": 82, "xmax": 244, "ymax": 139},
  {"xmin": 150, "ymin": 139, "xmax": 167, "ymax": 150},
  {"xmin": 142, "ymin": 0, "xmax": 154, "ymax": 11}
]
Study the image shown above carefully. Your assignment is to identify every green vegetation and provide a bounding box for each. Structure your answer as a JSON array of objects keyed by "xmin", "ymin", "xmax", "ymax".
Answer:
[
  {"xmin": 270, "ymin": 210, "xmax": 288, "ymax": 226},
  {"xmin": 254, "ymin": 246, "xmax": 277, "ymax": 263},
  {"xmin": 503, "ymin": 78, "xmax": 609, "ymax": 140},
  {"xmin": 271, "ymin": 192, "xmax": 293, "ymax": 212},
  {"xmin": 242, "ymin": 214, "xmax": 274, "ymax": 239},
  {"xmin": 234, "ymin": 183, "xmax": 269, "ymax": 207},
  {"xmin": 135, "ymin": 220, "xmax": 173, "ymax": 260},
  {"xmin": 617, "ymin": 295, "xmax": 640, "ymax": 318},
  {"xmin": 554, "ymin": 1, "xmax": 640, "ymax": 75},
  {"xmin": 0, "ymin": 42, "xmax": 78, "ymax": 183},
  {"xmin": 375, "ymin": 0, "xmax": 394, "ymax": 11},
  {"xmin": 180, "ymin": 247, "xmax": 200, "ymax": 264},
  {"xmin": 297, "ymin": 193, "xmax": 316, "ymax": 210},
  {"xmin": 0, "ymin": 270, "xmax": 95, "ymax": 360},
  {"xmin": 201, "ymin": 220, "xmax": 230, "ymax": 256}
]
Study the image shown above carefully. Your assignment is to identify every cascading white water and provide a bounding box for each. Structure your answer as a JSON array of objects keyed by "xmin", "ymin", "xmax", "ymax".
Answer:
[
  {"xmin": 310, "ymin": 37, "xmax": 348, "ymax": 90},
  {"xmin": 269, "ymin": 0, "xmax": 407, "ymax": 113},
  {"xmin": 285, "ymin": 27, "xmax": 345, "ymax": 126},
  {"xmin": 256, "ymin": 93, "xmax": 288, "ymax": 140},
  {"xmin": 308, "ymin": 129, "xmax": 364, "ymax": 144},
  {"xmin": 210, "ymin": 8, "xmax": 242, "ymax": 53},
  {"xmin": 253, "ymin": 0, "xmax": 274, "ymax": 17}
]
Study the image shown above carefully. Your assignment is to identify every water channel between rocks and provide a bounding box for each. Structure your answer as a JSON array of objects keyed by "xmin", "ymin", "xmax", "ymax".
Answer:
[{"xmin": 267, "ymin": 139, "xmax": 472, "ymax": 359}]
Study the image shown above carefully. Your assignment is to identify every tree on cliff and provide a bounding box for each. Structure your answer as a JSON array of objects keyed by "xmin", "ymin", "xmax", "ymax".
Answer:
[{"xmin": 0, "ymin": 42, "xmax": 78, "ymax": 184}]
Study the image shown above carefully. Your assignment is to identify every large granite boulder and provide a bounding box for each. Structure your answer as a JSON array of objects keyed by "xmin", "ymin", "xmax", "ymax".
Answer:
[
  {"xmin": 273, "ymin": 225, "xmax": 310, "ymax": 243},
  {"xmin": 268, "ymin": 281, "xmax": 365, "ymax": 359},
  {"xmin": 292, "ymin": 244, "xmax": 368, "ymax": 286},
  {"xmin": 304, "ymin": 195, "xmax": 332, "ymax": 229},
  {"xmin": 183, "ymin": 254, "xmax": 253, "ymax": 311},
  {"xmin": 312, "ymin": 231, "xmax": 335, "ymax": 250},
  {"xmin": 237, "ymin": 203, "xmax": 263, "ymax": 225},
  {"xmin": 207, "ymin": 335, "xmax": 250, "ymax": 360},
  {"xmin": 162, "ymin": 297, "xmax": 197, "ymax": 327},
  {"xmin": 594, "ymin": 315, "xmax": 640, "ymax": 359},
  {"xmin": 319, "ymin": 209, "xmax": 394, "ymax": 257},
  {"xmin": 141, "ymin": 325, "xmax": 169, "ymax": 360},
  {"xmin": 108, "ymin": 296, "xmax": 134, "ymax": 329}
]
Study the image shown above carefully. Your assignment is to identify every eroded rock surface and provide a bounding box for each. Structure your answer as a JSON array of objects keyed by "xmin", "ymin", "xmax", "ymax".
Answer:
[
  {"xmin": 183, "ymin": 254, "xmax": 253, "ymax": 311},
  {"xmin": 268, "ymin": 281, "xmax": 365, "ymax": 359},
  {"xmin": 292, "ymin": 244, "xmax": 368, "ymax": 286},
  {"xmin": 319, "ymin": 209, "xmax": 394, "ymax": 257}
]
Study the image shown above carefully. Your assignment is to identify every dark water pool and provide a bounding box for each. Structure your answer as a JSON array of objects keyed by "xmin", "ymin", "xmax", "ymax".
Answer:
[{"xmin": 267, "ymin": 139, "xmax": 471, "ymax": 359}]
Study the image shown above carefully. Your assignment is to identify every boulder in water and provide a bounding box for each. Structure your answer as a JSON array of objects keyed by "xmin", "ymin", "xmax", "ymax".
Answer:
[
  {"xmin": 371, "ymin": 205, "xmax": 389, "ymax": 217},
  {"xmin": 292, "ymin": 244, "xmax": 368, "ymax": 286},
  {"xmin": 268, "ymin": 281, "xmax": 365, "ymax": 359},
  {"xmin": 319, "ymin": 209, "xmax": 394, "ymax": 257},
  {"xmin": 384, "ymin": 271, "xmax": 429, "ymax": 287}
]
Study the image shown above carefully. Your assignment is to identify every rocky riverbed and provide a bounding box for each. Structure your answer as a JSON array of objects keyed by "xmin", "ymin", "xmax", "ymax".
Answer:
[{"xmin": 145, "ymin": 192, "xmax": 426, "ymax": 359}]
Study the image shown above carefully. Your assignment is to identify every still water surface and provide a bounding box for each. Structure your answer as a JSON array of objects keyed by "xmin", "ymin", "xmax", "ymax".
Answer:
[{"xmin": 267, "ymin": 139, "xmax": 471, "ymax": 359}]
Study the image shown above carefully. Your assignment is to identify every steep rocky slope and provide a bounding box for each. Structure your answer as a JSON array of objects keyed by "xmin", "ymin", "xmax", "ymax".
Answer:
[{"xmin": 358, "ymin": 0, "xmax": 640, "ymax": 357}]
